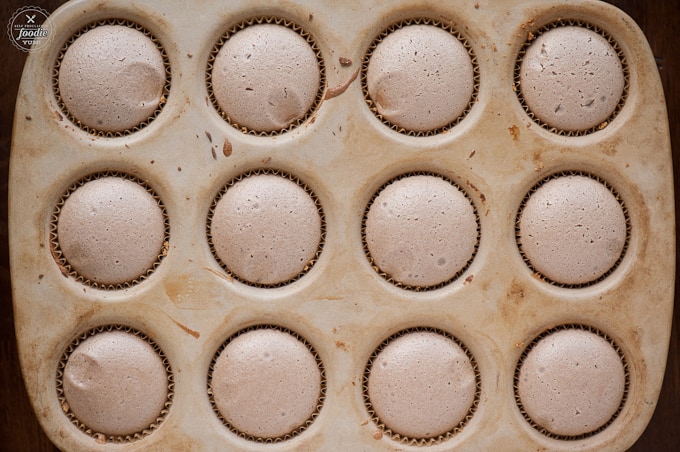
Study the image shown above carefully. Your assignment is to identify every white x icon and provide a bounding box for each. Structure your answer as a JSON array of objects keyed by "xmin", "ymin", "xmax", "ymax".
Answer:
[{"xmin": 26, "ymin": 14, "xmax": 36, "ymax": 23}]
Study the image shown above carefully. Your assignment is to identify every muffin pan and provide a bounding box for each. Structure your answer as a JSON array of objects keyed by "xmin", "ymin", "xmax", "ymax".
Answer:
[{"xmin": 9, "ymin": 0, "xmax": 674, "ymax": 450}]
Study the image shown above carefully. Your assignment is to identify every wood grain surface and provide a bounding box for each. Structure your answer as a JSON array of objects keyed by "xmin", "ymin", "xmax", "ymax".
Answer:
[{"xmin": 1, "ymin": 0, "xmax": 678, "ymax": 450}]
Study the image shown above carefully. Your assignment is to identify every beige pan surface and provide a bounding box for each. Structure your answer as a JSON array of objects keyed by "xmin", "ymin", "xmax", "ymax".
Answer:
[{"xmin": 9, "ymin": 0, "xmax": 674, "ymax": 450}]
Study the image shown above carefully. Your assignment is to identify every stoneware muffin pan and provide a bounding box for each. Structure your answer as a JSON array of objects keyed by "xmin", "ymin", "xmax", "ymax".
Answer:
[{"xmin": 9, "ymin": 0, "xmax": 674, "ymax": 450}]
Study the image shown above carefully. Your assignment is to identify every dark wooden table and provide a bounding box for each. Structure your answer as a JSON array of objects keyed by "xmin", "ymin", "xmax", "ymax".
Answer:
[{"xmin": 2, "ymin": 1, "xmax": 678, "ymax": 450}]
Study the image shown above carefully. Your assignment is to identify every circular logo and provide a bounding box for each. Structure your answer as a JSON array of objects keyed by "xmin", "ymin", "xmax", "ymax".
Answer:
[{"xmin": 7, "ymin": 6, "xmax": 52, "ymax": 52}]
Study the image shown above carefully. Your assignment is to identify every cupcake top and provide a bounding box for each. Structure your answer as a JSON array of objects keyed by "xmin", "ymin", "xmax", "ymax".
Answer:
[
  {"xmin": 58, "ymin": 25, "xmax": 166, "ymax": 132},
  {"xmin": 62, "ymin": 330, "xmax": 169, "ymax": 436},
  {"xmin": 366, "ymin": 24, "xmax": 474, "ymax": 132},
  {"xmin": 56, "ymin": 176, "xmax": 165, "ymax": 286},
  {"xmin": 519, "ymin": 26, "xmax": 625, "ymax": 132},
  {"xmin": 211, "ymin": 23, "xmax": 321, "ymax": 132},
  {"xmin": 518, "ymin": 174, "xmax": 627, "ymax": 285},
  {"xmin": 367, "ymin": 331, "xmax": 477, "ymax": 439},
  {"xmin": 365, "ymin": 175, "xmax": 478, "ymax": 288},
  {"xmin": 210, "ymin": 173, "xmax": 321, "ymax": 285},
  {"xmin": 211, "ymin": 328, "xmax": 322, "ymax": 439},
  {"xmin": 517, "ymin": 328, "xmax": 626, "ymax": 437}
]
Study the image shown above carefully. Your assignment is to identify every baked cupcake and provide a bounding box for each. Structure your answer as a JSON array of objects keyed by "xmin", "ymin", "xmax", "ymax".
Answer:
[
  {"xmin": 210, "ymin": 173, "xmax": 321, "ymax": 285},
  {"xmin": 58, "ymin": 25, "xmax": 166, "ymax": 132},
  {"xmin": 210, "ymin": 328, "xmax": 322, "ymax": 439},
  {"xmin": 365, "ymin": 174, "xmax": 478, "ymax": 288},
  {"xmin": 517, "ymin": 328, "xmax": 626, "ymax": 437},
  {"xmin": 517, "ymin": 174, "xmax": 626, "ymax": 285},
  {"xmin": 366, "ymin": 24, "xmax": 474, "ymax": 132},
  {"xmin": 519, "ymin": 26, "xmax": 624, "ymax": 132},
  {"xmin": 62, "ymin": 329, "xmax": 169, "ymax": 437},
  {"xmin": 211, "ymin": 23, "xmax": 320, "ymax": 132},
  {"xmin": 56, "ymin": 176, "xmax": 166, "ymax": 286},
  {"xmin": 367, "ymin": 331, "xmax": 477, "ymax": 439}
]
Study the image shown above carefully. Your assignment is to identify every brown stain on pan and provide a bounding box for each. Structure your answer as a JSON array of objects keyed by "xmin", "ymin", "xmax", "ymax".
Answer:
[
  {"xmin": 162, "ymin": 312, "xmax": 200, "ymax": 339},
  {"xmin": 324, "ymin": 67, "xmax": 360, "ymax": 100}
]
